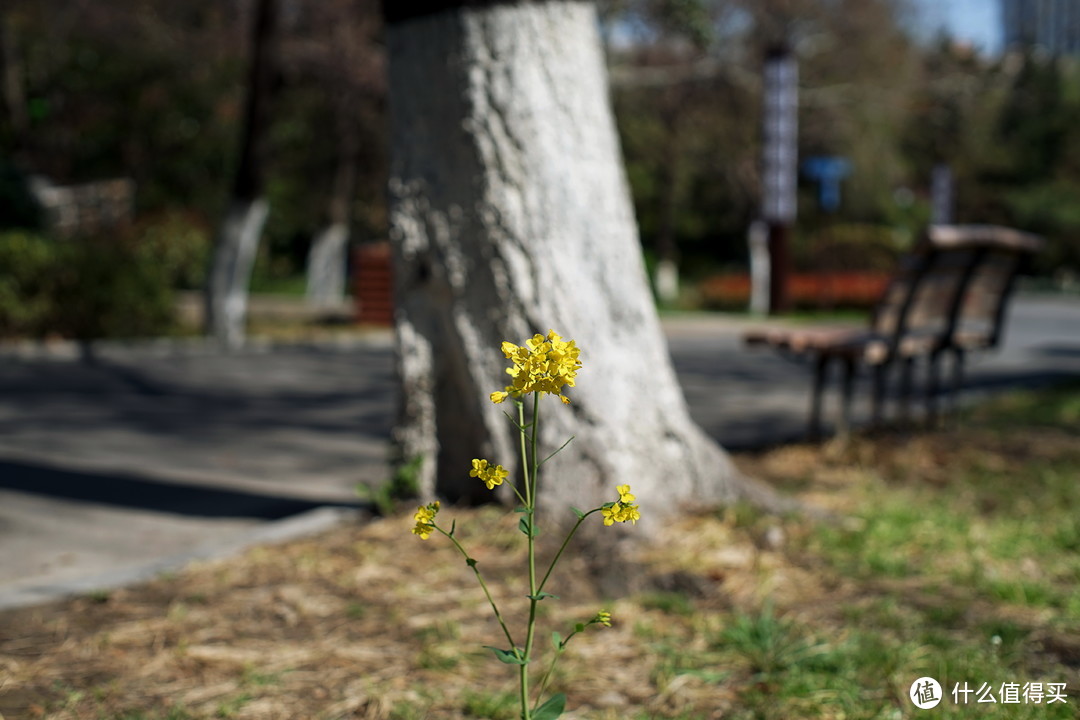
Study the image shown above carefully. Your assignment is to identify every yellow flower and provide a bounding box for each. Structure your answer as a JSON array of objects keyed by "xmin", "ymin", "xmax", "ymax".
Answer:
[
  {"xmin": 411, "ymin": 501, "xmax": 440, "ymax": 540},
  {"xmin": 491, "ymin": 329, "xmax": 582, "ymax": 404},
  {"xmin": 470, "ymin": 458, "xmax": 508, "ymax": 490},
  {"xmin": 601, "ymin": 489, "xmax": 642, "ymax": 526},
  {"xmin": 616, "ymin": 503, "xmax": 641, "ymax": 525},
  {"xmin": 593, "ymin": 610, "xmax": 612, "ymax": 627}
]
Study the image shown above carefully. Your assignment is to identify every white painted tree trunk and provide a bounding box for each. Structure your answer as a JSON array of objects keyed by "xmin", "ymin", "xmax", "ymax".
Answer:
[
  {"xmin": 306, "ymin": 222, "xmax": 349, "ymax": 309},
  {"xmin": 205, "ymin": 198, "xmax": 268, "ymax": 349},
  {"xmin": 654, "ymin": 259, "xmax": 680, "ymax": 305},
  {"xmin": 386, "ymin": 1, "xmax": 779, "ymax": 528}
]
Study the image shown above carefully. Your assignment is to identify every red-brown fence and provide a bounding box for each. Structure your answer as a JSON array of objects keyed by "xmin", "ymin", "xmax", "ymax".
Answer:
[
  {"xmin": 701, "ymin": 271, "xmax": 890, "ymax": 310},
  {"xmin": 352, "ymin": 242, "xmax": 394, "ymax": 326}
]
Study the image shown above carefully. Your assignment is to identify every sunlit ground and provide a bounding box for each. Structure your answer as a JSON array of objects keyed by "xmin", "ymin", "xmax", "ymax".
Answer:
[{"xmin": 1, "ymin": 384, "xmax": 1078, "ymax": 719}]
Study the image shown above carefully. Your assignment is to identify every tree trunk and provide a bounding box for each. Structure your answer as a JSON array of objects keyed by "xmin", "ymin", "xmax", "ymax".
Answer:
[
  {"xmin": 386, "ymin": 1, "xmax": 780, "ymax": 528},
  {"xmin": 306, "ymin": 93, "xmax": 359, "ymax": 310},
  {"xmin": 207, "ymin": 198, "xmax": 270, "ymax": 348},
  {"xmin": 1, "ymin": 13, "xmax": 29, "ymax": 150},
  {"xmin": 205, "ymin": 0, "xmax": 278, "ymax": 349},
  {"xmin": 653, "ymin": 118, "xmax": 682, "ymax": 305},
  {"xmin": 305, "ymin": 222, "xmax": 349, "ymax": 308}
]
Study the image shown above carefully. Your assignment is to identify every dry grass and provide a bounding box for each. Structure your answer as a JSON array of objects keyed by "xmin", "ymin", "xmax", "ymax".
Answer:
[{"xmin": 2, "ymin": 398, "xmax": 1079, "ymax": 719}]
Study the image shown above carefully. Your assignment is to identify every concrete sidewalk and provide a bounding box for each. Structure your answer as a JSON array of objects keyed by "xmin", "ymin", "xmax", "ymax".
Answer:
[{"xmin": 1, "ymin": 295, "xmax": 1078, "ymax": 609}]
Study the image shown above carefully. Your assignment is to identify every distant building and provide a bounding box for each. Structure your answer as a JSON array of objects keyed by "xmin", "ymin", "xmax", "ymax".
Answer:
[{"xmin": 1002, "ymin": 0, "xmax": 1080, "ymax": 55}]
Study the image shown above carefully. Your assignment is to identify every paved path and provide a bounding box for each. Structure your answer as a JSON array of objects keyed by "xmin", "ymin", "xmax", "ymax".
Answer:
[{"xmin": 1, "ymin": 295, "xmax": 1078, "ymax": 608}]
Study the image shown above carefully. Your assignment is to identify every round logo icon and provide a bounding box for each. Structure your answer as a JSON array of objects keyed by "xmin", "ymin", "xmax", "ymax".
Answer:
[{"xmin": 910, "ymin": 677, "xmax": 943, "ymax": 709}]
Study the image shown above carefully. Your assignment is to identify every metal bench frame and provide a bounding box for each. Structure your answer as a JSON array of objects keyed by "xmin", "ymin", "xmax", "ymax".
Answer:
[{"xmin": 744, "ymin": 225, "xmax": 1043, "ymax": 437}]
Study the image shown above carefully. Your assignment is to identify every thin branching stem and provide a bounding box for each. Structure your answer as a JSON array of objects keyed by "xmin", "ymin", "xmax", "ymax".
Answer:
[
  {"xmin": 537, "ymin": 508, "xmax": 600, "ymax": 594},
  {"xmin": 538, "ymin": 435, "xmax": 575, "ymax": 468},
  {"xmin": 533, "ymin": 632, "xmax": 572, "ymax": 711},
  {"xmin": 435, "ymin": 526, "xmax": 517, "ymax": 651}
]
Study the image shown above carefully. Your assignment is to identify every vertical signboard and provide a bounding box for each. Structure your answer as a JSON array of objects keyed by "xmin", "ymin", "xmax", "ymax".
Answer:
[
  {"xmin": 761, "ymin": 47, "xmax": 797, "ymax": 313},
  {"xmin": 763, "ymin": 50, "xmax": 798, "ymax": 224}
]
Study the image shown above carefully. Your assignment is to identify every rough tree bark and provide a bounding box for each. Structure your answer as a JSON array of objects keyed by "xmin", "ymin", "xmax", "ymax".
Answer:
[
  {"xmin": 385, "ymin": 0, "xmax": 782, "ymax": 528},
  {"xmin": 205, "ymin": 0, "xmax": 278, "ymax": 349}
]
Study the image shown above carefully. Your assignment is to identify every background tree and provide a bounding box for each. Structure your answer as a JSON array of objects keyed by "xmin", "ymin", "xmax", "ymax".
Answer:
[
  {"xmin": 205, "ymin": 0, "xmax": 279, "ymax": 348},
  {"xmin": 384, "ymin": 0, "xmax": 783, "ymax": 532},
  {"xmin": 275, "ymin": 0, "xmax": 387, "ymax": 307},
  {"xmin": 602, "ymin": 0, "xmax": 922, "ymax": 296}
]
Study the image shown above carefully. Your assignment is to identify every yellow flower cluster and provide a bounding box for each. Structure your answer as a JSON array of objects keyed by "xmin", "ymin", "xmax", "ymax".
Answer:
[
  {"xmin": 593, "ymin": 610, "xmax": 612, "ymax": 627},
  {"xmin": 470, "ymin": 458, "xmax": 508, "ymax": 490},
  {"xmin": 601, "ymin": 484, "xmax": 642, "ymax": 526},
  {"xmin": 411, "ymin": 501, "xmax": 440, "ymax": 540},
  {"xmin": 490, "ymin": 330, "xmax": 581, "ymax": 405}
]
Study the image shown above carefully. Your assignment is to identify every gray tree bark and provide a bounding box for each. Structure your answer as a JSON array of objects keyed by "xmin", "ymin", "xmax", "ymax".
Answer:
[{"xmin": 386, "ymin": 1, "xmax": 780, "ymax": 528}]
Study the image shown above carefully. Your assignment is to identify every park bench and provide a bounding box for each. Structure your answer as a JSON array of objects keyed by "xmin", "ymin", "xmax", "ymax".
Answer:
[{"xmin": 744, "ymin": 225, "xmax": 1044, "ymax": 437}]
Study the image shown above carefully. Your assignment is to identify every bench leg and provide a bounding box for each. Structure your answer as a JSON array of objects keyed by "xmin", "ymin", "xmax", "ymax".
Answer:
[
  {"xmin": 950, "ymin": 348, "xmax": 967, "ymax": 419},
  {"xmin": 839, "ymin": 356, "xmax": 856, "ymax": 437},
  {"xmin": 926, "ymin": 350, "xmax": 942, "ymax": 427},
  {"xmin": 898, "ymin": 356, "xmax": 915, "ymax": 425},
  {"xmin": 871, "ymin": 362, "xmax": 888, "ymax": 428},
  {"xmin": 809, "ymin": 354, "xmax": 829, "ymax": 440}
]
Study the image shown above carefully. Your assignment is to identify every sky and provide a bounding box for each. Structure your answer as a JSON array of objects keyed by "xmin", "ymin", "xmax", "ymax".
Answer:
[{"xmin": 911, "ymin": 0, "xmax": 1003, "ymax": 54}]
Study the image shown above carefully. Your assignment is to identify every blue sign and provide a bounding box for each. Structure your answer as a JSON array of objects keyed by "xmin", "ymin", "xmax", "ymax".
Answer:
[{"xmin": 802, "ymin": 156, "xmax": 851, "ymax": 212}]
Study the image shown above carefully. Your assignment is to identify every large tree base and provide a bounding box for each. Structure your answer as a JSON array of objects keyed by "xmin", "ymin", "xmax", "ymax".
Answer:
[{"xmin": 386, "ymin": 1, "xmax": 785, "ymax": 529}]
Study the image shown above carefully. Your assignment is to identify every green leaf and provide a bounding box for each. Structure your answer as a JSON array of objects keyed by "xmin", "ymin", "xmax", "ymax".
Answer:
[
  {"xmin": 570, "ymin": 506, "xmax": 585, "ymax": 519},
  {"xmin": 527, "ymin": 592, "xmax": 559, "ymax": 601},
  {"xmin": 533, "ymin": 692, "xmax": 566, "ymax": 720},
  {"xmin": 449, "ymin": 519, "xmax": 456, "ymax": 537},
  {"xmin": 514, "ymin": 507, "xmax": 529, "ymax": 513},
  {"xmin": 466, "ymin": 558, "xmax": 478, "ymax": 568},
  {"xmin": 484, "ymin": 646, "xmax": 527, "ymax": 665},
  {"xmin": 518, "ymin": 517, "xmax": 539, "ymax": 538},
  {"xmin": 574, "ymin": 623, "xmax": 585, "ymax": 633},
  {"xmin": 551, "ymin": 631, "xmax": 563, "ymax": 649}
]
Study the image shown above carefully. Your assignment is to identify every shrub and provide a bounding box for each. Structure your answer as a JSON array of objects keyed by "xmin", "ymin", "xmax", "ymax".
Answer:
[
  {"xmin": 134, "ymin": 210, "xmax": 212, "ymax": 290},
  {"xmin": 0, "ymin": 228, "xmax": 177, "ymax": 340},
  {"xmin": 0, "ymin": 230, "xmax": 60, "ymax": 336},
  {"xmin": 54, "ymin": 231, "xmax": 176, "ymax": 340}
]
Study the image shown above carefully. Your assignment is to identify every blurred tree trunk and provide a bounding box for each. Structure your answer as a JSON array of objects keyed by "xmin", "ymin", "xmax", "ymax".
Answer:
[
  {"xmin": 654, "ymin": 106, "xmax": 682, "ymax": 305},
  {"xmin": 385, "ymin": 0, "xmax": 782, "ymax": 527},
  {"xmin": 306, "ymin": 93, "xmax": 358, "ymax": 309},
  {"xmin": 205, "ymin": 0, "xmax": 278, "ymax": 348},
  {"xmin": 1, "ymin": 12, "xmax": 29, "ymax": 155}
]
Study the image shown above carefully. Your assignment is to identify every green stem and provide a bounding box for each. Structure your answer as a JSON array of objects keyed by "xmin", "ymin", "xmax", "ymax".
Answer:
[
  {"xmin": 530, "ymin": 393, "xmax": 541, "ymax": 505},
  {"xmin": 532, "ymin": 634, "xmax": 572, "ymax": 712},
  {"xmin": 522, "ymin": 394, "xmax": 543, "ymax": 719},
  {"xmin": 517, "ymin": 401, "xmax": 531, "ymax": 508},
  {"xmin": 436, "ymin": 526, "xmax": 517, "ymax": 651},
  {"xmin": 537, "ymin": 509, "xmax": 600, "ymax": 594}
]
